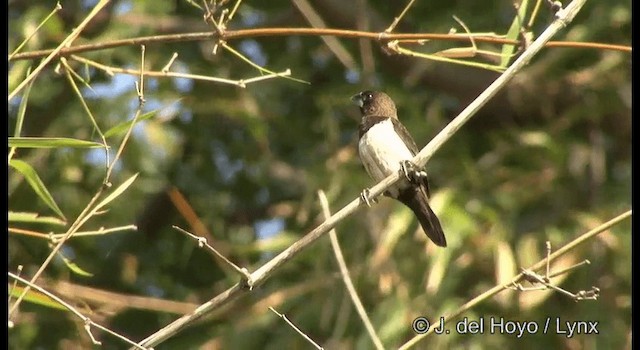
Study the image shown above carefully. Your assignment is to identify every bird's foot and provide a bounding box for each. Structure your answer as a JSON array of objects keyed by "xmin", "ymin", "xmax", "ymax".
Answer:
[
  {"xmin": 360, "ymin": 188, "xmax": 378, "ymax": 207},
  {"xmin": 400, "ymin": 160, "xmax": 428, "ymax": 184}
]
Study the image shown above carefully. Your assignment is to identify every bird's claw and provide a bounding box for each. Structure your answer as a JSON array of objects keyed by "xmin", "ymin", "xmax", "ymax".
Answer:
[
  {"xmin": 400, "ymin": 160, "xmax": 428, "ymax": 184},
  {"xmin": 360, "ymin": 188, "xmax": 378, "ymax": 207}
]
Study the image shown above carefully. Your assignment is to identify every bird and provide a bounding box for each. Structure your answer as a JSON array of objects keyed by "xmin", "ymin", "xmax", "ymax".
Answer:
[{"xmin": 351, "ymin": 90, "xmax": 447, "ymax": 247}]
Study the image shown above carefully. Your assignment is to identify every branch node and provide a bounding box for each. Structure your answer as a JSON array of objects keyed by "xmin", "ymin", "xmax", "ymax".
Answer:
[
  {"xmin": 240, "ymin": 270, "xmax": 254, "ymax": 290},
  {"xmin": 161, "ymin": 52, "xmax": 179, "ymax": 73},
  {"xmin": 84, "ymin": 320, "xmax": 102, "ymax": 345}
]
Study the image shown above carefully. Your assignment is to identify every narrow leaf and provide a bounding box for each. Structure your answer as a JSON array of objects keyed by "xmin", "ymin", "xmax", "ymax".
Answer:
[
  {"xmin": 95, "ymin": 173, "xmax": 139, "ymax": 211},
  {"xmin": 9, "ymin": 285, "xmax": 67, "ymax": 311},
  {"xmin": 9, "ymin": 211, "xmax": 67, "ymax": 226},
  {"xmin": 8, "ymin": 67, "xmax": 34, "ymax": 162},
  {"xmin": 59, "ymin": 253, "xmax": 94, "ymax": 277},
  {"xmin": 9, "ymin": 159, "xmax": 66, "ymax": 220},
  {"xmin": 8, "ymin": 137, "xmax": 104, "ymax": 149},
  {"xmin": 500, "ymin": 0, "xmax": 530, "ymax": 68},
  {"xmin": 104, "ymin": 110, "xmax": 157, "ymax": 138}
]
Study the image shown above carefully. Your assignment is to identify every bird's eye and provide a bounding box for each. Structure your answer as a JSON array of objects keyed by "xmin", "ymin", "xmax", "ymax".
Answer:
[{"xmin": 365, "ymin": 93, "xmax": 373, "ymax": 100}]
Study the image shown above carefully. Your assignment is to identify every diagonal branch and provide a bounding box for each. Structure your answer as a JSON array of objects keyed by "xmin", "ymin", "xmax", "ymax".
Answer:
[
  {"xmin": 134, "ymin": 0, "xmax": 587, "ymax": 347},
  {"xmin": 8, "ymin": 0, "xmax": 111, "ymax": 101},
  {"xmin": 318, "ymin": 191, "xmax": 384, "ymax": 350},
  {"xmin": 398, "ymin": 209, "xmax": 630, "ymax": 349}
]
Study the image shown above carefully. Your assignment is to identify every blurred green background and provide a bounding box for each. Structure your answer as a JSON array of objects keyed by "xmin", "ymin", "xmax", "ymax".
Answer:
[{"xmin": 8, "ymin": 0, "xmax": 631, "ymax": 349}]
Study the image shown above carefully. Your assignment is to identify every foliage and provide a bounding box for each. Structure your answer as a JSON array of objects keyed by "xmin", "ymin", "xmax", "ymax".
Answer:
[{"xmin": 8, "ymin": 0, "xmax": 630, "ymax": 349}]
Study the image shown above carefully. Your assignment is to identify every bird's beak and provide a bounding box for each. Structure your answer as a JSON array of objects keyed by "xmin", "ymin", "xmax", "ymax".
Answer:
[{"xmin": 350, "ymin": 93, "xmax": 364, "ymax": 108}]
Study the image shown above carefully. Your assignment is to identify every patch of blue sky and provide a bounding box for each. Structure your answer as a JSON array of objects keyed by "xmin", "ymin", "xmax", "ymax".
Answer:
[
  {"xmin": 210, "ymin": 141, "xmax": 244, "ymax": 184},
  {"xmin": 84, "ymin": 147, "xmax": 121, "ymax": 172},
  {"xmin": 255, "ymin": 217, "xmax": 285, "ymax": 241},
  {"xmin": 114, "ymin": 0, "xmax": 133, "ymax": 15},
  {"xmin": 85, "ymin": 74, "xmax": 137, "ymax": 100},
  {"xmin": 240, "ymin": 7, "xmax": 266, "ymax": 27},
  {"xmin": 170, "ymin": 60, "xmax": 194, "ymax": 93}
]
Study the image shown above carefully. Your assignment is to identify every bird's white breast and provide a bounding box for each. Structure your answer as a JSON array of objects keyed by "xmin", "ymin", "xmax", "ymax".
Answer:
[{"xmin": 358, "ymin": 119, "xmax": 414, "ymax": 195}]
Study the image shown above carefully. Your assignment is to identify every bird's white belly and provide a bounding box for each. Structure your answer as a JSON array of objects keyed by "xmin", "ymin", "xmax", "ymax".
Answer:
[{"xmin": 358, "ymin": 120, "xmax": 414, "ymax": 191}]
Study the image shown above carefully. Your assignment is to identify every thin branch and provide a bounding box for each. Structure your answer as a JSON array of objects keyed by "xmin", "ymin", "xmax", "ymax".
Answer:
[
  {"xmin": 292, "ymin": 0, "xmax": 357, "ymax": 70},
  {"xmin": 133, "ymin": 1, "xmax": 589, "ymax": 347},
  {"xmin": 136, "ymin": 45, "xmax": 146, "ymax": 104},
  {"xmin": 8, "ymin": 2, "xmax": 62, "ymax": 59},
  {"xmin": 9, "ymin": 272, "xmax": 148, "ymax": 349},
  {"xmin": 8, "ymin": 42, "xmax": 145, "ymax": 318},
  {"xmin": 398, "ymin": 209, "xmax": 630, "ymax": 349},
  {"xmin": 545, "ymin": 41, "xmax": 632, "ymax": 51},
  {"xmin": 227, "ymin": 0, "xmax": 243, "ymax": 21},
  {"xmin": 8, "ymin": 265, "xmax": 23, "ymax": 311},
  {"xmin": 60, "ymin": 58, "xmax": 110, "ymax": 166},
  {"xmin": 49, "ymin": 225, "xmax": 137, "ymax": 241},
  {"xmin": 385, "ymin": 0, "xmax": 417, "ymax": 33},
  {"xmin": 70, "ymin": 54, "xmax": 290, "ymax": 87},
  {"xmin": 318, "ymin": 191, "xmax": 384, "ymax": 350},
  {"xmin": 4, "ymin": 30, "xmax": 524, "ymax": 61},
  {"xmin": 8, "ymin": 0, "xmax": 111, "ymax": 101},
  {"xmin": 10, "ymin": 24, "xmax": 631, "ymax": 63},
  {"xmin": 172, "ymin": 226, "xmax": 252, "ymax": 282},
  {"xmin": 219, "ymin": 42, "xmax": 308, "ymax": 84},
  {"xmin": 547, "ymin": 259, "xmax": 590, "ymax": 278},
  {"xmin": 161, "ymin": 52, "xmax": 179, "ymax": 72},
  {"xmin": 269, "ymin": 307, "xmax": 324, "ymax": 350},
  {"xmin": 104, "ymin": 45, "xmax": 146, "ymax": 185}
]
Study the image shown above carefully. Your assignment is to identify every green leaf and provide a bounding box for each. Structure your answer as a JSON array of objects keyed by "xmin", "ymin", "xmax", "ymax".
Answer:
[
  {"xmin": 8, "ymin": 67, "xmax": 34, "ymax": 162},
  {"xmin": 95, "ymin": 173, "xmax": 139, "ymax": 211},
  {"xmin": 59, "ymin": 253, "xmax": 94, "ymax": 277},
  {"xmin": 9, "ymin": 285, "xmax": 67, "ymax": 311},
  {"xmin": 8, "ymin": 211, "xmax": 67, "ymax": 226},
  {"xmin": 8, "ymin": 137, "xmax": 105, "ymax": 149},
  {"xmin": 500, "ymin": 0, "xmax": 530, "ymax": 68},
  {"xmin": 13, "ymin": 67, "xmax": 33, "ymax": 139},
  {"xmin": 9, "ymin": 159, "xmax": 66, "ymax": 221},
  {"xmin": 104, "ymin": 110, "xmax": 157, "ymax": 138}
]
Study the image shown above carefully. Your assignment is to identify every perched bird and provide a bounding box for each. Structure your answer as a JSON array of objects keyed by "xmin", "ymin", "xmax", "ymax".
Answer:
[{"xmin": 352, "ymin": 90, "xmax": 447, "ymax": 247}]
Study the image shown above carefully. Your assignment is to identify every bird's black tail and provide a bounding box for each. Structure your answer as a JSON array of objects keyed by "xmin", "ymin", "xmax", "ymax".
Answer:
[{"xmin": 398, "ymin": 186, "xmax": 447, "ymax": 247}]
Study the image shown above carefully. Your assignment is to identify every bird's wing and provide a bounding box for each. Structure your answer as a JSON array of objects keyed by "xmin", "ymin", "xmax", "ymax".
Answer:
[
  {"xmin": 390, "ymin": 118, "xmax": 432, "ymax": 197},
  {"xmin": 389, "ymin": 117, "xmax": 420, "ymax": 155}
]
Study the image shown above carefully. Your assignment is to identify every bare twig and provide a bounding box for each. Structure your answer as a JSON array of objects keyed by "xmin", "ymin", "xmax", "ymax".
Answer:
[
  {"xmin": 71, "ymin": 54, "xmax": 291, "ymax": 87},
  {"xmin": 519, "ymin": 268, "xmax": 600, "ymax": 301},
  {"xmin": 398, "ymin": 208, "xmax": 630, "ymax": 349},
  {"xmin": 318, "ymin": 191, "xmax": 384, "ymax": 350},
  {"xmin": 59, "ymin": 58, "xmax": 110, "ymax": 167},
  {"xmin": 136, "ymin": 45, "xmax": 146, "ymax": 104},
  {"xmin": 8, "ymin": 2, "xmax": 62, "ymax": 59},
  {"xmin": 17, "ymin": 28, "xmax": 628, "ymax": 62},
  {"xmin": 134, "ymin": 1, "xmax": 590, "ymax": 347},
  {"xmin": 161, "ymin": 52, "xmax": 179, "ymax": 72},
  {"xmin": 269, "ymin": 307, "xmax": 324, "ymax": 350},
  {"xmin": 173, "ymin": 225, "xmax": 252, "ymax": 282},
  {"xmin": 8, "ymin": 0, "xmax": 111, "ymax": 101},
  {"xmin": 547, "ymin": 259, "xmax": 591, "ymax": 278},
  {"xmin": 385, "ymin": 0, "xmax": 417, "ymax": 33},
  {"xmin": 292, "ymin": 0, "xmax": 357, "ymax": 70},
  {"xmin": 9, "ymin": 272, "xmax": 148, "ymax": 349},
  {"xmin": 8, "ymin": 42, "xmax": 146, "ymax": 318},
  {"xmin": 7, "ymin": 29, "xmax": 513, "ymax": 61},
  {"xmin": 219, "ymin": 42, "xmax": 307, "ymax": 84}
]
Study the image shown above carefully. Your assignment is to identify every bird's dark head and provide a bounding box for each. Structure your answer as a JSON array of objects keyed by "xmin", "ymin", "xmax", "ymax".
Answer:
[{"xmin": 351, "ymin": 90, "xmax": 398, "ymax": 119}]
